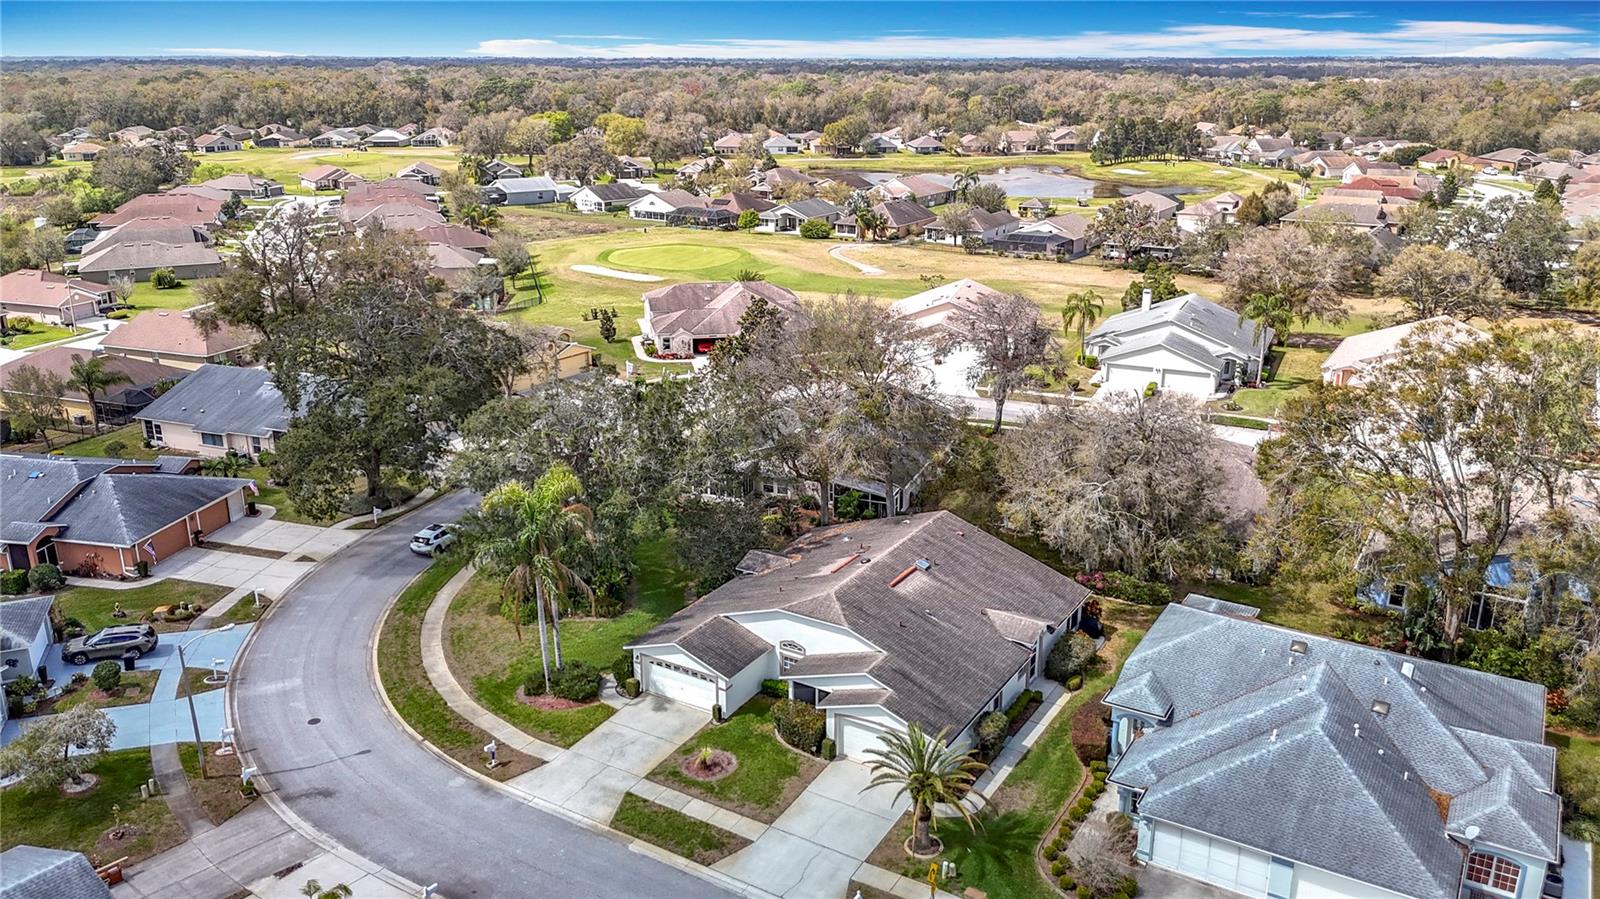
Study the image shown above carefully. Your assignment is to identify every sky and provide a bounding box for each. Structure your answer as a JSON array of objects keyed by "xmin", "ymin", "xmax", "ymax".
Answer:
[{"xmin": 2, "ymin": 1, "xmax": 1598, "ymax": 60}]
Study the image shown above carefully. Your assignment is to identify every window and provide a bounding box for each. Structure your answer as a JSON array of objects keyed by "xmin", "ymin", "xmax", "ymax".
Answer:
[
  {"xmin": 250, "ymin": 436, "xmax": 263, "ymax": 455},
  {"xmin": 143, "ymin": 421, "xmax": 164, "ymax": 443},
  {"xmin": 201, "ymin": 433, "xmax": 224, "ymax": 448},
  {"xmin": 1466, "ymin": 852, "xmax": 1520, "ymax": 894},
  {"xmin": 1389, "ymin": 584, "xmax": 1407, "ymax": 610},
  {"xmin": 779, "ymin": 640, "xmax": 805, "ymax": 672}
]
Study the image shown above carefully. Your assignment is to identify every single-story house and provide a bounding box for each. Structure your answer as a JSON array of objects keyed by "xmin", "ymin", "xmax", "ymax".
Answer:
[
  {"xmin": 0, "ymin": 596, "xmax": 55, "ymax": 686},
  {"xmin": 99, "ymin": 309, "xmax": 254, "ymax": 370},
  {"xmin": 994, "ymin": 213, "xmax": 1096, "ymax": 258},
  {"xmin": 958, "ymin": 133, "xmax": 992, "ymax": 154},
  {"xmin": 628, "ymin": 511, "xmax": 1090, "ymax": 760},
  {"xmin": 135, "ymin": 363, "xmax": 288, "ymax": 460},
  {"xmin": 922, "ymin": 207, "xmax": 1021, "ymax": 245},
  {"xmin": 887, "ymin": 277, "xmax": 1006, "ymax": 334},
  {"xmin": 479, "ymin": 161, "xmax": 526, "ymax": 185},
  {"xmin": 816, "ymin": 171, "xmax": 875, "ymax": 192},
  {"xmin": 0, "ymin": 347, "xmax": 188, "ymax": 427},
  {"xmin": 0, "ymin": 269, "xmax": 115, "ymax": 326},
  {"xmin": 192, "ymin": 133, "xmax": 242, "ymax": 153},
  {"xmin": 252, "ymin": 128, "xmax": 308, "ymax": 148},
  {"xmin": 74, "ymin": 240, "xmax": 223, "ymax": 284},
  {"xmin": 1478, "ymin": 147, "xmax": 1545, "ymax": 173},
  {"xmin": 483, "ymin": 176, "xmax": 559, "ymax": 206},
  {"xmin": 0, "ymin": 452, "xmax": 250, "ymax": 577},
  {"xmin": 1175, "ymin": 191, "xmax": 1244, "ymax": 233},
  {"xmin": 709, "ymin": 192, "xmax": 776, "ymax": 216},
  {"xmin": 111, "ymin": 125, "xmax": 155, "ymax": 144},
  {"xmin": 1017, "ymin": 197, "xmax": 1051, "ymax": 218},
  {"xmin": 627, "ymin": 189, "xmax": 710, "ymax": 222},
  {"xmin": 790, "ymin": 130, "xmax": 825, "ymax": 152},
  {"xmin": 365, "ymin": 129, "xmax": 411, "ymax": 147},
  {"xmin": 410, "ymin": 127, "xmax": 455, "ymax": 148},
  {"xmin": 340, "ymin": 203, "xmax": 446, "ymax": 232},
  {"xmin": 95, "ymin": 194, "xmax": 224, "ymax": 231},
  {"xmin": 211, "ymin": 125, "xmax": 253, "ymax": 142},
  {"xmin": 413, "ymin": 224, "xmax": 492, "ymax": 252},
  {"xmin": 873, "ymin": 174, "xmax": 953, "ymax": 207},
  {"xmin": 61, "ymin": 142, "xmax": 105, "ymax": 162},
  {"xmin": 505, "ymin": 326, "xmax": 596, "ymax": 390},
  {"xmin": 615, "ymin": 156, "xmax": 655, "ymax": 179},
  {"xmin": 641, "ymin": 280, "xmax": 806, "ymax": 356},
  {"xmin": 1047, "ymin": 126, "xmax": 1081, "ymax": 152},
  {"xmin": 426, "ymin": 243, "xmax": 495, "ymax": 293},
  {"xmin": 1525, "ymin": 160, "xmax": 1590, "ymax": 184},
  {"xmin": 1340, "ymin": 159, "xmax": 1405, "ymax": 182},
  {"xmin": 396, "ymin": 161, "xmax": 445, "ymax": 186},
  {"xmin": 859, "ymin": 134, "xmax": 899, "ymax": 155},
  {"xmin": 905, "ymin": 135, "xmax": 944, "ymax": 154},
  {"xmin": 1416, "ymin": 148, "xmax": 1466, "ymax": 170},
  {"xmin": 1086, "ymin": 291, "xmax": 1273, "ymax": 399},
  {"xmin": 763, "ymin": 134, "xmax": 801, "ymax": 155},
  {"xmin": 998, "ymin": 130, "xmax": 1040, "ymax": 154},
  {"xmin": 712, "ymin": 132, "xmax": 750, "ymax": 156},
  {"xmin": 0, "ymin": 845, "xmax": 113, "ymax": 899},
  {"xmin": 310, "ymin": 129, "xmax": 361, "ymax": 148},
  {"xmin": 751, "ymin": 166, "xmax": 817, "ymax": 199},
  {"xmin": 299, "ymin": 165, "xmax": 354, "ymax": 191},
  {"xmin": 570, "ymin": 183, "xmax": 646, "ymax": 214},
  {"xmin": 1124, "ymin": 190, "xmax": 1180, "ymax": 220},
  {"xmin": 1280, "ymin": 200, "xmax": 1396, "ymax": 233},
  {"xmin": 200, "ymin": 173, "xmax": 283, "ymax": 199},
  {"xmin": 758, "ymin": 198, "xmax": 843, "ymax": 234},
  {"xmin": 1107, "ymin": 598, "xmax": 1559, "ymax": 899},
  {"xmin": 834, "ymin": 199, "xmax": 935, "ymax": 240},
  {"xmin": 1320, "ymin": 316, "xmax": 1486, "ymax": 388}
]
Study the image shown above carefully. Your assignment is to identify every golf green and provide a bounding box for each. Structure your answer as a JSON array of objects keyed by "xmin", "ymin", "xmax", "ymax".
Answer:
[{"xmin": 604, "ymin": 244, "xmax": 747, "ymax": 272}]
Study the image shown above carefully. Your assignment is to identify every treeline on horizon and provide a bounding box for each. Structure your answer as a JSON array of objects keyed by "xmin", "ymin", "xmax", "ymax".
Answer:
[{"xmin": 4, "ymin": 58, "xmax": 1600, "ymax": 155}]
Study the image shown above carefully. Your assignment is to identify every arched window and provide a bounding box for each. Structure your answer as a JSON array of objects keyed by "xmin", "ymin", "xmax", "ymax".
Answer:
[
  {"xmin": 779, "ymin": 640, "xmax": 805, "ymax": 671},
  {"xmin": 1465, "ymin": 852, "xmax": 1520, "ymax": 895}
]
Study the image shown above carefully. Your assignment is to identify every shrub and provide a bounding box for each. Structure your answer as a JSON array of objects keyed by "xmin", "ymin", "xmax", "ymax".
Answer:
[
  {"xmin": 26, "ymin": 563, "xmax": 64, "ymax": 592},
  {"xmin": 976, "ymin": 710, "xmax": 1008, "ymax": 757},
  {"xmin": 798, "ymin": 218, "xmax": 833, "ymax": 239},
  {"xmin": 1090, "ymin": 760, "xmax": 1109, "ymax": 774},
  {"xmin": 1077, "ymin": 885, "xmax": 1094, "ymax": 899},
  {"xmin": 7, "ymin": 675, "xmax": 40, "ymax": 699},
  {"xmin": 1045, "ymin": 844, "xmax": 1061, "ymax": 862},
  {"xmin": 1074, "ymin": 571, "xmax": 1171, "ymax": 606},
  {"xmin": 1143, "ymin": 382, "xmax": 1158, "ymax": 398},
  {"xmin": 623, "ymin": 676, "xmax": 640, "ymax": 698},
  {"xmin": 1066, "ymin": 674, "xmax": 1083, "ymax": 691},
  {"xmin": 0, "ymin": 570, "xmax": 28, "ymax": 595},
  {"xmin": 1059, "ymin": 875, "xmax": 1075, "ymax": 891},
  {"xmin": 1004, "ymin": 689, "xmax": 1042, "ymax": 726},
  {"xmin": 610, "ymin": 652, "xmax": 636, "ymax": 679},
  {"xmin": 550, "ymin": 661, "xmax": 600, "ymax": 702},
  {"xmin": 1050, "ymin": 860, "xmax": 1065, "ymax": 876},
  {"xmin": 92, "ymin": 660, "xmax": 122, "ymax": 693},
  {"xmin": 798, "ymin": 494, "xmax": 820, "ymax": 511},
  {"xmin": 102, "ymin": 440, "xmax": 127, "ymax": 458},
  {"xmin": 772, "ymin": 698, "xmax": 826, "ymax": 753},
  {"xmin": 821, "ymin": 737, "xmax": 836, "ymax": 761},
  {"xmin": 760, "ymin": 678, "xmax": 788, "ymax": 699},
  {"xmin": 1071, "ymin": 691, "xmax": 1111, "ymax": 763},
  {"xmin": 136, "ymin": 560, "xmax": 150, "ymax": 578},
  {"xmin": 149, "ymin": 267, "xmax": 181, "ymax": 289},
  {"xmin": 1046, "ymin": 633, "xmax": 1097, "ymax": 683},
  {"xmin": 71, "ymin": 672, "xmax": 88, "ymax": 687},
  {"xmin": 737, "ymin": 209, "xmax": 760, "ymax": 230}
]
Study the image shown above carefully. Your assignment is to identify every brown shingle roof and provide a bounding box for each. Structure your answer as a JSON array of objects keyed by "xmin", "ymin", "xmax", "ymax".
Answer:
[{"xmin": 100, "ymin": 310, "xmax": 252, "ymax": 359}]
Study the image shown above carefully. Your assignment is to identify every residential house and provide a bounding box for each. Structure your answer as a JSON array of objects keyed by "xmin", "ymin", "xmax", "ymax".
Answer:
[
  {"xmin": 615, "ymin": 156, "xmax": 655, "ymax": 179},
  {"xmin": 1206, "ymin": 135, "xmax": 1248, "ymax": 161},
  {"xmin": 0, "ymin": 596, "xmax": 55, "ymax": 686},
  {"xmin": 396, "ymin": 123, "xmax": 420, "ymax": 137},
  {"xmin": 0, "ymin": 270, "xmax": 114, "ymax": 326},
  {"xmin": 61, "ymin": 142, "xmax": 105, "ymax": 162},
  {"xmin": 200, "ymin": 173, "xmax": 283, "ymax": 199},
  {"xmin": 397, "ymin": 161, "xmax": 445, "ymax": 186},
  {"xmin": 751, "ymin": 166, "xmax": 817, "ymax": 199},
  {"xmin": 365, "ymin": 129, "xmax": 411, "ymax": 148},
  {"xmin": 479, "ymin": 160, "xmax": 524, "ymax": 183},
  {"xmin": 0, "ymin": 347, "xmax": 188, "ymax": 426},
  {"xmin": 994, "ymin": 213, "xmax": 1096, "ymax": 258},
  {"xmin": 1525, "ymin": 160, "xmax": 1590, "ymax": 184},
  {"xmin": 570, "ymin": 183, "xmax": 646, "ymax": 214},
  {"xmin": 872, "ymin": 174, "xmax": 954, "ymax": 208},
  {"xmin": 1105, "ymin": 598, "xmax": 1559, "ymax": 899},
  {"xmin": 834, "ymin": 199, "xmax": 935, "ymax": 240},
  {"xmin": 80, "ymin": 217, "xmax": 213, "ymax": 258},
  {"xmin": 1343, "ymin": 175, "xmax": 1427, "ymax": 201},
  {"xmin": 1320, "ymin": 316, "xmax": 1487, "ymax": 389},
  {"xmin": 1280, "ymin": 199, "xmax": 1398, "ymax": 233},
  {"xmin": 1340, "ymin": 159, "xmax": 1404, "ymax": 182},
  {"xmin": 427, "ymin": 244, "xmax": 496, "ymax": 296},
  {"xmin": 483, "ymin": 176, "xmax": 559, "ymax": 206},
  {"xmin": 57, "ymin": 127, "xmax": 91, "ymax": 144},
  {"xmin": 1124, "ymin": 190, "xmax": 1180, "ymax": 220},
  {"xmin": 300, "ymin": 164, "xmax": 354, "ymax": 191},
  {"xmin": 504, "ymin": 326, "xmax": 595, "ymax": 389},
  {"xmin": 75, "ymin": 240, "xmax": 223, "ymax": 284},
  {"xmin": 413, "ymin": 224, "xmax": 492, "ymax": 252},
  {"xmin": 94, "ymin": 194, "xmax": 225, "ymax": 231},
  {"xmin": 998, "ymin": 130, "xmax": 1040, "ymax": 154},
  {"xmin": 99, "ymin": 310, "xmax": 253, "ymax": 370},
  {"xmin": 1416, "ymin": 148, "xmax": 1467, "ymax": 170},
  {"xmin": 1046, "ymin": 126, "xmax": 1082, "ymax": 152},
  {"xmin": 957, "ymin": 133, "xmax": 992, "ymax": 155},
  {"xmin": 1478, "ymin": 147, "xmax": 1546, "ymax": 173},
  {"xmin": 135, "ymin": 364, "xmax": 287, "ymax": 460},
  {"xmin": 211, "ymin": 125, "xmax": 253, "ymax": 142},
  {"xmin": 676, "ymin": 156, "xmax": 721, "ymax": 179},
  {"xmin": 905, "ymin": 135, "xmax": 945, "ymax": 155},
  {"xmin": 1176, "ymin": 191, "xmax": 1244, "ymax": 233},
  {"xmin": 757, "ymin": 198, "xmax": 843, "ymax": 234},
  {"xmin": 191, "ymin": 133, "xmax": 242, "ymax": 153},
  {"xmin": 338, "ymin": 203, "xmax": 445, "ymax": 232},
  {"xmin": 1085, "ymin": 291, "xmax": 1272, "ymax": 398},
  {"xmin": 1244, "ymin": 136, "xmax": 1296, "ymax": 167},
  {"xmin": 712, "ymin": 131, "xmax": 750, "ymax": 156},
  {"xmin": 887, "ymin": 277, "xmax": 1006, "ymax": 334},
  {"xmin": 922, "ymin": 207, "xmax": 1021, "ymax": 245},
  {"xmin": 859, "ymin": 134, "xmax": 899, "ymax": 155},
  {"xmin": 251, "ymin": 128, "xmax": 308, "ymax": 148},
  {"xmin": 1194, "ymin": 122, "xmax": 1219, "ymax": 139},
  {"xmin": 344, "ymin": 178, "xmax": 435, "ymax": 204},
  {"xmin": 410, "ymin": 127, "xmax": 455, "ymax": 148},
  {"xmin": 628, "ymin": 189, "xmax": 711, "ymax": 222},
  {"xmin": 709, "ymin": 192, "xmax": 776, "ymax": 217},
  {"xmin": 628, "ymin": 511, "xmax": 1090, "ymax": 760},
  {"xmin": 166, "ymin": 185, "xmax": 233, "ymax": 205},
  {"xmin": 0, "ymin": 452, "xmax": 249, "ymax": 577},
  {"xmin": 110, "ymin": 125, "xmax": 154, "ymax": 145},
  {"xmin": 816, "ymin": 171, "xmax": 875, "ymax": 192},
  {"xmin": 790, "ymin": 130, "xmax": 825, "ymax": 153},
  {"xmin": 310, "ymin": 129, "xmax": 361, "ymax": 149},
  {"xmin": 763, "ymin": 134, "xmax": 801, "ymax": 156},
  {"xmin": 641, "ymin": 281, "xmax": 806, "ymax": 357},
  {"xmin": 0, "ymin": 846, "xmax": 113, "ymax": 899},
  {"xmin": 1299, "ymin": 151, "xmax": 1359, "ymax": 178},
  {"xmin": 1016, "ymin": 198, "xmax": 1052, "ymax": 219}
]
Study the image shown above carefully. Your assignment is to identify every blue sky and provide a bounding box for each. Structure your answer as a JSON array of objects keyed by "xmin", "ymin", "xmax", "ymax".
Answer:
[{"xmin": 2, "ymin": 2, "xmax": 1597, "ymax": 59}]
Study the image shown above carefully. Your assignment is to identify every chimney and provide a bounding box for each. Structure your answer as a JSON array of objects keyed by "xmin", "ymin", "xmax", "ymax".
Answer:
[{"xmin": 1141, "ymin": 288, "xmax": 1152, "ymax": 311}]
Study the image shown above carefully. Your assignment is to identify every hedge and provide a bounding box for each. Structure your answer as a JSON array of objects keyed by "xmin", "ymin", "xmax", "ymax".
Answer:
[
  {"xmin": 1071, "ymin": 690, "xmax": 1110, "ymax": 764},
  {"xmin": 1073, "ymin": 570, "xmax": 1171, "ymax": 605},
  {"xmin": 772, "ymin": 698, "xmax": 826, "ymax": 753}
]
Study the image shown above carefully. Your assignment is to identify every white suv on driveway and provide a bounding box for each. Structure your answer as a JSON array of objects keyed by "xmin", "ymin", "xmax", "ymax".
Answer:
[{"xmin": 409, "ymin": 524, "xmax": 457, "ymax": 556}]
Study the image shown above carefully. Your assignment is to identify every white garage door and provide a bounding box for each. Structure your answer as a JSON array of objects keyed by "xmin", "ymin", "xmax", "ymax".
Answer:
[
  {"xmin": 835, "ymin": 716, "xmax": 895, "ymax": 761},
  {"xmin": 1150, "ymin": 821, "xmax": 1270, "ymax": 896},
  {"xmin": 1158, "ymin": 369, "xmax": 1218, "ymax": 398},
  {"xmin": 644, "ymin": 658, "xmax": 716, "ymax": 709},
  {"xmin": 1291, "ymin": 862, "xmax": 1398, "ymax": 899}
]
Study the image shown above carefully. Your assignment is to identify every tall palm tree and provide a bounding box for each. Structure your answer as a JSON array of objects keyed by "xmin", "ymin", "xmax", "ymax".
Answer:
[
  {"xmin": 953, "ymin": 170, "xmax": 980, "ymax": 202},
  {"xmin": 1060, "ymin": 290, "xmax": 1104, "ymax": 364},
  {"xmin": 863, "ymin": 724, "xmax": 987, "ymax": 855},
  {"xmin": 473, "ymin": 465, "xmax": 595, "ymax": 690},
  {"xmin": 65, "ymin": 353, "xmax": 130, "ymax": 435}
]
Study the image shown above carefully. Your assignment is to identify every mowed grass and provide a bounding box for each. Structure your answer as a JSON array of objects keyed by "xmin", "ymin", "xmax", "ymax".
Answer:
[
  {"xmin": 52, "ymin": 580, "xmax": 232, "ymax": 634},
  {"xmin": 443, "ymin": 536, "xmax": 693, "ymax": 747},
  {"xmin": 603, "ymin": 243, "xmax": 750, "ymax": 272},
  {"xmin": 610, "ymin": 793, "xmax": 750, "ymax": 866},
  {"xmin": 187, "ymin": 146, "xmax": 460, "ymax": 195},
  {"xmin": 0, "ymin": 159, "xmax": 91, "ymax": 186},
  {"xmin": 0, "ymin": 748, "xmax": 186, "ymax": 866},
  {"xmin": 1226, "ymin": 346, "xmax": 1325, "ymax": 418},
  {"xmin": 127, "ymin": 280, "xmax": 203, "ymax": 311},
  {"xmin": 57, "ymin": 423, "xmax": 161, "ymax": 460},
  {"xmin": 651, "ymin": 695, "xmax": 826, "ymax": 822},
  {"xmin": 0, "ymin": 321, "xmax": 83, "ymax": 349}
]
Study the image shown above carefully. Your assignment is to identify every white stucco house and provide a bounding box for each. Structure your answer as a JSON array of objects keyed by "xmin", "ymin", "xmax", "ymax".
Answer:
[
  {"xmin": 1086, "ymin": 292, "xmax": 1273, "ymax": 399},
  {"xmin": 886, "ymin": 278, "xmax": 1006, "ymax": 397},
  {"xmin": 627, "ymin": 511, "xmax": 1091, "ymax": 760},
  {"xmin": 1320, "ymin": 316, "xmax": 1486, "ymax": 388},
  {"xmin": 0, "ymin": 596, "xmax": 55, "ymax": 686}
]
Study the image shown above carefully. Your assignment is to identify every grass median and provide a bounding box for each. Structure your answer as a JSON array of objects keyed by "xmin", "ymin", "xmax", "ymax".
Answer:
[{"xmin": 609, "ymin": 793, "xmax": 750, "ymax": 866}]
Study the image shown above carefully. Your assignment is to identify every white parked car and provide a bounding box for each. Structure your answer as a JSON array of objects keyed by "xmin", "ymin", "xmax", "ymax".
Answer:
[{"xmin": 409, "ymin": 524, "xmax": 456, "ymax": 556}]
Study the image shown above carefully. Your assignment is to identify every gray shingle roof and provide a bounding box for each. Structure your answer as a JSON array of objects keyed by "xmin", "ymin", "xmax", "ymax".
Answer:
[
  {"xmin": 39, "ymin": 472, "xmax": 251, "ymax": 546},
  {"xmin": 0, "ymin": 596, "xmax": 54, "ymax": 651},
  {"xmin": 579, "ymin": 183, "xmax": 645, "ymax": 202},
  {"xmin": 1088, "ymin": 292, "xmax": 1271, "ymax": 360},
  {"xmin": 637, "ymin": 511, "xmax": 1090, "ymax": 734},
  {"xmin": 819, "ymin": 687, "xmax": 893, "ymax": 708},
  {"xmin": 1108, "ymin": 602, "xmax": 1559, "ymax": 898},
  {"xmin": 674, "ymin": 616, "xmax": 770, "ymax": 677},
  {"xmin": 1097, "ymin": 331, "xmax": 1228, "ymax": 372},
  {"xmin": 1178, "ymin": 593, "xmax": 1261, "ymax": 618},
  {"xmin": 0, "ymin": 845, "xmax": 112, "ymax": 899},
  {"xmin": 136, "ymin": 364, "xmax": 289, "ymax": 437},
  {"xmin": 782, "ymin": 652, "xmax": 883, "ymax": 677}
]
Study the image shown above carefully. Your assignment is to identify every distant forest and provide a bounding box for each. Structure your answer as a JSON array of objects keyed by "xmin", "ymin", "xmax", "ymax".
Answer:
[{"xmin": 4, "ymin": 58, "xmax": 1600, "ymax": 155}]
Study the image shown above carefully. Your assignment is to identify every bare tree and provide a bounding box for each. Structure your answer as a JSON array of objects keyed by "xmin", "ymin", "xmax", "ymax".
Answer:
[{"xmin": 937, "ymin": 292, "xmax": 1058, "ymax": 433}]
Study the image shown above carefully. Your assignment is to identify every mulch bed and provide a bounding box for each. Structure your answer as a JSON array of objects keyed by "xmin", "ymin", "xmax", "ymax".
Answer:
[
  {"xmin": 60, "ymin": 774, "xmax": 101, "ymax": 796},
  {"xmin": 515, "ymin": 686, "xmax": 598, "ymax": 711},
  {"xmin": 1006, "ymin": 696, "xmax": 1044, "ymax": 738},
  {"xmin": 678, "ymin": 750, "xmax": 738, "ymax": 782}
]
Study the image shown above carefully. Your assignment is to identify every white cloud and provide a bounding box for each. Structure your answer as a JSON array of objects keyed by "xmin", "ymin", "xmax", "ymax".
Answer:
[
  {"xmin": 164, "ymin": 47, "xmax": 293, "ymax": 57},
  {"xmin": 468, "ymin": 21, "xmax": 1599, "ymax": 60},
  {"xmin": 552, "ymin": 34, "xmax": 651, "ymax": 40}
]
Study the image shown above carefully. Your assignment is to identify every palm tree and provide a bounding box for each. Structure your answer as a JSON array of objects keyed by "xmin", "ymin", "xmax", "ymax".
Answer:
[
  {"xmin": 1060, "ymin": 290, "xmax": 1104, "ymax": 364},
  {"xmin": 473, "ymin": 465, "xmax": 595, "ymax": 690},
  {"xmin": 1240, "ymin": 292, "xmax": 1294, "ymax": 344},
  {"xmin": 953, "ymin": 170, "xmax": 979, "ymax": 202},
  {"xmin": 855, "ymin": 208, "xmax": 886, "ymax": 242},
  {"xmin": 863, "ymin": 724, "xmax": 986, "ymax": 855},
  {"xmin": 458, "ymin": 203, "xmax": 501, "ymax": 235},
  {"xmin": 300, "ymin": 881, "xmax": 353, "ymax": 899},
  {"xmin": 65, "ymin": 353, "xmax": 130, "ymax": 435},
  {"xmin": 201, "ymin": 452, "xmax": 249, "ymax": 478}
]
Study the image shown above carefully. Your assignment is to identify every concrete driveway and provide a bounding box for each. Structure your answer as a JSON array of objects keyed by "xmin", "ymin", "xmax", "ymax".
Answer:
[
  {"xmin": 508, "ymin": 693, "xmax": 708, "ymax": 821},
  {"xmin": 715, "ymin": 760, "xmax": 910, "ymax": 899},
  {"xmin": 154, "ymin": 548, "xmax": 314, "ymax": 598},
  {"xmin": 208, "ymin": 516, "xmax": 362, "ymax": 561}
]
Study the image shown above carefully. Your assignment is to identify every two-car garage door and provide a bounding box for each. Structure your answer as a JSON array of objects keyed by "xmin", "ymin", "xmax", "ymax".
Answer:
[
  {"xmin": 1149, "ymin": 821, "xmax": 1270, "ymax": 896},
  {"xmin": 643, "ymin": 658, "xmax": 716, "ymax": 710}
]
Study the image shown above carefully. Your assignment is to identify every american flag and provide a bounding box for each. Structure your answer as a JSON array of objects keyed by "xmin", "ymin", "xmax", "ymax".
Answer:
[{"xmin": 144, "ymin": 541, "xmax": 158, "ymax": 562}]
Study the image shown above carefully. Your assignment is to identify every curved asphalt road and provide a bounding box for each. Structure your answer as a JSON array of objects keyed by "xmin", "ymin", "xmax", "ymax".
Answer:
[{"xmin": 234, "ymin": 492, "xmax": 735, "ymax": 898}]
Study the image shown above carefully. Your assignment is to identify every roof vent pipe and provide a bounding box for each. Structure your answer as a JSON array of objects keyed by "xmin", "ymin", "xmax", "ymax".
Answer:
[{"xmin": 1141, "ymin": 288, "xmax": 1152, "ymax": 311}]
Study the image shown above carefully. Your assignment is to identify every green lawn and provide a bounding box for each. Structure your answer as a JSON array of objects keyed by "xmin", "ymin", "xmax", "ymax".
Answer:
[
  {"xmin": 374, "ymin": 557, "xmax": 539, "ymax": 780},
  {"xmin": 0, "ymin": 159, "xmax": 90, "ymax": 185},
  {"xmin": 444, "ymin": 536, "xmax": 693, "ymax": 747},
  {"xmin": 603, "ymin": 243, "xmax": 750, "ymax": 272},
  {"xmin": 609, "ymin": 792, "xmax": 750, "ymax": 866},
  {"xmin": 243, "ymin": 465, "xmax": 336, "ymax": 526},
  {"xmin": 0, "ymin": 321, "xmax": 83, "ymax": 350},
  {"xmin": 186, "ymin": 147, "xmax": 460, "ymax": 195},
  {"xmin": 1226, "ymin": 346, "xmax": 1325, "ymax": 417},
  {"xmin": 871, "ymin": 627, "xmax": 1144, "ymax": 899},
  {"xmin": 651, "ymin": 695, "xmax": 825, "ymax": 822},
  {"xmin": 51, "ymin": 580, "xmax": 232, "ymax": 633},
  {"xmin": 0, "ymin": 748, "xmax": 186, "ymax": 866},
  {"xmin": 57, "ymin": 424, "xmax": 161, "ymax": 460},
  {"xmin": 126, "ymin": 280, "xmax": 203, "ymax": 311}
]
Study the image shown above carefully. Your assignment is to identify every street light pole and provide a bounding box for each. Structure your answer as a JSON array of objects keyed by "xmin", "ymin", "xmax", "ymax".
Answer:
[{"xmin": 178, "ymin": 624, "xmax": 235, "ymax": 778}]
